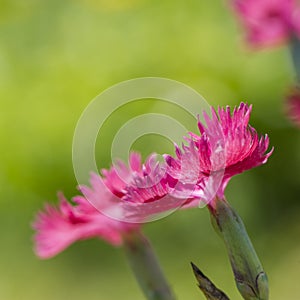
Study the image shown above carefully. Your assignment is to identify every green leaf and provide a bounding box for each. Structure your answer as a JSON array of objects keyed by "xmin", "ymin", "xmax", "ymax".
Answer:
[{"xmin": 191, "ymin": 262, "xmax": 230, "ymax": 300}]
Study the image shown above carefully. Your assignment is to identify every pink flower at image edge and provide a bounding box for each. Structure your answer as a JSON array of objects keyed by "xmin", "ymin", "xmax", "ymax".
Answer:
[
  {"xmin": 287, "ymin": 86, "xmax": 300, "ymax": 127},
  {"xmin": 232, "ymin": 0, "xmax": 300, "ymax": 48}
]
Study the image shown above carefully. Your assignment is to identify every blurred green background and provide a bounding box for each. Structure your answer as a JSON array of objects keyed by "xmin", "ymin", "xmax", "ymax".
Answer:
[{"xmin": 1, "ymin": 0, "xmax": 300, "ymax": 299}]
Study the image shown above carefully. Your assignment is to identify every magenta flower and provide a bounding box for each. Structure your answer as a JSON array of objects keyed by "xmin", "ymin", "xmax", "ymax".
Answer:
[
  {"xmin": 286, "ymin": 86, "xmax": 300, "ymax": 127},
  {"xmin": 165, "ymin": 102, "xmax": 273, "ymax": 207},
  {"xmin": 112, "ymin": 103, "xmax": 273, "ymax": 213},
  {"xmin": 232, "ymin": 0, "xmax": 300, "ymax": 48},
  {"xmin": 98, "ymin": 103, "xmax": 273, "ymax": 214},
  {"xmin": 33, "ymin": 191, "xmax": 139, "ymax": 259}
]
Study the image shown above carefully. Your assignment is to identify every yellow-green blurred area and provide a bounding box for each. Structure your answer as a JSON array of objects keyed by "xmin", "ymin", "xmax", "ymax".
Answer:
[{"xmin": 1, "ymin": 0, "xmax": 300, "ymax": 299}]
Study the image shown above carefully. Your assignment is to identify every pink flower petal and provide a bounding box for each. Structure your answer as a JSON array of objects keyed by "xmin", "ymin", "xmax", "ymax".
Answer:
[{"xmin": 33, "ymin": 192, "xmax": 139, "ymax": 259}]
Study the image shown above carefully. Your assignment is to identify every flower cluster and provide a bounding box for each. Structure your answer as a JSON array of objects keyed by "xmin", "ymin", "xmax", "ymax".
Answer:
[
  {"xmin": 232, "ymin": 0, "xmax": 300, "ymax": 48},
  {"xmin": 33, "ymin": 102, "xmax": 272, "ymax": 258}
]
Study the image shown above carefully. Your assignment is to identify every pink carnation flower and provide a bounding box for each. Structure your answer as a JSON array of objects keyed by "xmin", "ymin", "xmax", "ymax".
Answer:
[
  {"xmin": 33, "ymin": 103, "xmax": 273, "ymax": 251},
  {"xmin": 164, "ymin": 102, "xmax": 273, "ymax": 207},
  {"xmin": 232, "ymin": 0, "xmax": 300, "ymax": 48},
  {"xmin": 286, "ymin": 86, "xmax": 300, "ymax": 127}
]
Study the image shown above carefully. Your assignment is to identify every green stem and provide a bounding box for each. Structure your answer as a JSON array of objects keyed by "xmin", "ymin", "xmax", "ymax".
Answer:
[
  {"xmin": 123, "ymin": 231, "xmax": 176, "ymax": 300},
  {"xmin": 208, "ymin": 198, "xmax": 268, "ymax": 300},
  {"xmin": 290, "ymin": 36, "xmax": 300, "ymax": 81}
]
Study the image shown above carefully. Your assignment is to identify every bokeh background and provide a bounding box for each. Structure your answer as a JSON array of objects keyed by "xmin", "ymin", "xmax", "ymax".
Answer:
[{"xmin": 1, "ymin": 0, "xmax": 300, "ymax": 299}]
